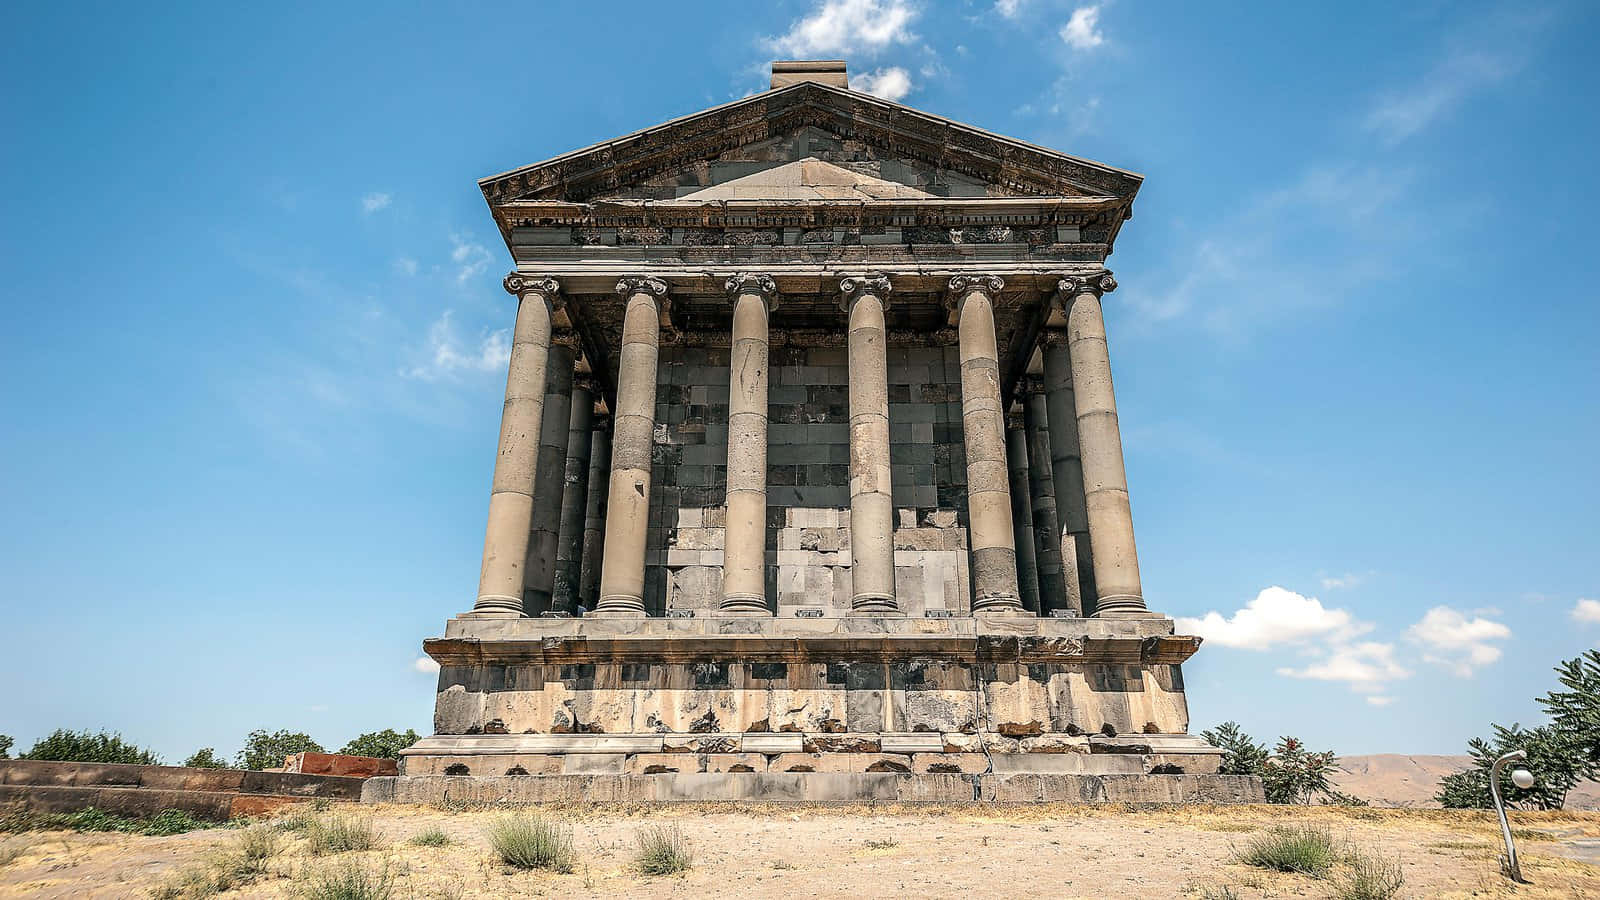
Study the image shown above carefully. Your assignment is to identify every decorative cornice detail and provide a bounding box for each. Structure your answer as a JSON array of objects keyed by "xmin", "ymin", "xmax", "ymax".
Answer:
[
  {"xmin": 503, "ymin": 274, "xmax": 560, "ymax": 299},
  {"xmin": 615, "ymin": 275, "xmax": 669, "ymax": 298},
  {"xmin": 1056, "ymin": 271, "xmax": 1117, "ymax": 300}
]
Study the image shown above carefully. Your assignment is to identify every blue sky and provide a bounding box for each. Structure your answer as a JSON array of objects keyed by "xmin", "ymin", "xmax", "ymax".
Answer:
[{"xmin": 2, "ymin": 0, "xmax": 1596, "ymax": 762}]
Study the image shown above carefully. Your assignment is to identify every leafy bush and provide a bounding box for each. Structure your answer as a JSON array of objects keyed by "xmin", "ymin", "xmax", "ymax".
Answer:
[
  {"xmin": 19, "ymin": 729, "xmax": 159, "ymax": 765},
  {"xmin": 407, "ymin": 827, "xmax": 454, "ymax": 847},
  {"xmin": 1334, "ymin": 850, "xmax": 1405, "ymax": 900},
  {"xmin": 1201, "ymin": 723, "xmax": 1347, "ymax": 804},
  {"xmin": 634, "ymin": 824, "xmax": 693, "ymax": 875},
  {"xmin": 298, "ymin": 857, "xmax": 397, "ymax": 900},
  {"xmin": 236, "ymin": 729, "xmax": 324, "ymax": 770},
  {"xmin": 0, "ymin": 806, "xmax": 216, "ymax": 836},
  {"xmin": 304, "ymin": 814, "xmax": 384, "ymax": 855},
  {"xmin": 338, "ymin": 729, "xmax": 421, "ymax": 760},
  {"xmin": 1202, "ymin": 722, "xmax": 1268, "ymax": 777},
  {"xmin": 487, "ymin": 813, "xmax": 576, "ymax": 872},
  {"xmin": 0, "ymin": 735, "xmax": 12, "ymax": 759},
  {"xmin": 182, "ymin": 748, "xmax": 229, "ymax": 769},
  {"xmin": 1236, "ymin": 825, "xmax": 1338, "ymax": 875}
]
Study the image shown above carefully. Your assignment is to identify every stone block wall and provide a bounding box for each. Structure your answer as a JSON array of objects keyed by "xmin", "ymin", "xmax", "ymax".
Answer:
[{"xmin": 644, "ymin": 343, "xmax": 971, "ymax": 614}]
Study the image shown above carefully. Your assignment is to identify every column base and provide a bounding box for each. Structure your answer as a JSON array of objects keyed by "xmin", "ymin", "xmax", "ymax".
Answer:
[
  {"xmin": 849, "ymin": 594, "xmax": 900, "ymax": 616},
  {"xmin": 464, "ymin": 596, "xmax": 524, "ymax": 618},
  {"xmin": 1093, "ymin": 595, "xmax": 1158, "ymax": 618},
  {"xmin": 718, "ymin": 595, "xmax": 771, "ymax": 616},
  {"xmin": 973, "ymin": 597, "xmax": 1029, "ymax": 615},
  {"xmin": 590, "ymin": 595, "xmax": 648, "ymax": 618}
]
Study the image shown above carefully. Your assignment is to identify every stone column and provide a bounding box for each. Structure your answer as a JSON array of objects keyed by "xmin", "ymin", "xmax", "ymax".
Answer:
[
  {"xmin": 551, "ymin": 375, "xmax": 596, "ymax": 616},
  {"xmin": 594, "ymin": 276, "xmax": 668, "ymax": 617},
  {"xmin": 1041, "ymin": 328, "xmax": 1097, "ymax": 611},
  {"xmin": 950, "ymin": 276, "xmax": 1023, "ymax": 613},
  {"xmin": 1058, "ymin": 272, "xmax": 1147, "ymax": 616},
  {"xmin": 720, "ymin": 274, "xmax": 776, "ymax": 615},
  {"xmin": 1022, "ymin": 379, "xmax": 1078, "ymax": 615},
  {"xmin": 471, "ymin": 275, "xmax": 559, "ymax": 617},
  {"xmin": 1005, "ymin": 412, "xmax": 1041, "ymax": 614},
  {"xmin": 522, "ymin": 332, "xmax": 577, "ymax": 615},
  {"xmin": 578, "ymin": 415, "xmax": 611, "ymax": 613},
  {"xmin": 841, "ymin": 275, "xmax": 897, "ymax": 614}
]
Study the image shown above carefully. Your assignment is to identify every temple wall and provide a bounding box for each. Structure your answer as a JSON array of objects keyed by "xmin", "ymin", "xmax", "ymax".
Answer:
[{"xmin": 644, "ymin": 344, "xmax": 973, "ymax": 615}]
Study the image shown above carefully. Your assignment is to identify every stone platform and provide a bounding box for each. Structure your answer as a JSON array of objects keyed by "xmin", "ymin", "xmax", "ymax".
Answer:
[{"xmin": 363, "ymin": 772, "xmax": 1264, "ymax": 804}]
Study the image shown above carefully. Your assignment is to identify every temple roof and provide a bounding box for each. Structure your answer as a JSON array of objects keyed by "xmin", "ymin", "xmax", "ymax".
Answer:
[{"xmin": 676, "ymin": 157, "xmax": 935, "ymax": 201}]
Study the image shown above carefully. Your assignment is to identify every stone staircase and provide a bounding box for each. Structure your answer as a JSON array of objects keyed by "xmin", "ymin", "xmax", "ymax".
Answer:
[{"xmin": 0, "ymin": 760, "xmax": 365, "ymax": 821}]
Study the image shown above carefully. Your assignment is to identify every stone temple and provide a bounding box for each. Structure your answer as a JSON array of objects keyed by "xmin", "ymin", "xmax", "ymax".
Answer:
[{"xmin": 380, "ymin": 61, "xmax": 1263, "ymax": 803}]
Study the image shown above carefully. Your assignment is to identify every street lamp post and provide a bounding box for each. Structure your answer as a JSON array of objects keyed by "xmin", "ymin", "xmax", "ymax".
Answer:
[{"xmin": 1490, "ymin": 749, "xmax": 1536, "ymax": 883}]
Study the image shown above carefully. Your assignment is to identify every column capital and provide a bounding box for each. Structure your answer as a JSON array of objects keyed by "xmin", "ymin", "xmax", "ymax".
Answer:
[
  {"xmin": 1055, "ymin": 271, "xmax": 1117, "ymax": 302},
  {"xmin": 615, "ymin": 275, "xmax": 669, "ymax": 298},
  {"xmin": 839, "ymin": 274, "xmax": 892, "ymax": 311},
  {"xmin": 945, "ymin": 274, "xmax": 1005, "ymax": 311},
  {"xmin": 724, "ymin": 272, "xmax": 778, "ymax": 298},
  {"xmin": 503, "ymin": 273, "xmax": 561, "ymax": 302}
]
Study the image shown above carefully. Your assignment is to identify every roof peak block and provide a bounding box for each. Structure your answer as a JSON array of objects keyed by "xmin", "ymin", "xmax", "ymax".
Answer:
[{"xmin": 770, "ymin": 60, "xmax": 849, "ymax": 90}]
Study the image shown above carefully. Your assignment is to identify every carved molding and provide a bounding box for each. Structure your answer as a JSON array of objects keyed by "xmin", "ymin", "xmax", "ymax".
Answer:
[
  {"xmin": 1040, "ymin": 328, "xmax": 1071, "ymax": 348},
  {"xmin": 503, "ymin": 273, "xmax": 560, "ymax": 300}
]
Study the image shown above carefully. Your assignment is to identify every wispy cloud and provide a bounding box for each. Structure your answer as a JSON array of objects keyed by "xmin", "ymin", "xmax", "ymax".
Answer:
[
  {"xmin": 854, "ymin": 66, "xmax": 912, "ymax": 101},
  {"xmin": 1319, "ymin": 570, "xmax": 1375, "ymax": 591},
  {"xmin": 994, "ymin": 0, "xmax": 1024, "ymax": 19},
  {"xmin": 449, "ymin": 233, "xmax": 493, "ymax": 285},
  {"xmin": 1060, "ymin": 5, "xmax": 1105, "ymax": 50},
  {"xmin": 392, "ymin": 257, "xmax": 418, "ymax": 277},
  {"xmin": 766, "ymin": 0, "xmax": 917, "ymax": 57},
  {"xmin": 1278, "ymin": 641, "xmax": 1410, "ymax": 695},
  {"xmin": 405, "ymin": 311, "xmax": 511, "ymax": 381},
  {"xmin": 413, "ymin": 656, "xmax": 440, "ymax": 674},
  {"xmin": 1573, "ymin": 598, "xmax": 1600, "ymax": 624},
  {"xmin": 361, "ymin": 191, "xmax": 393, "ymax": 214},
  {"xmin": 1406, "ymin": 605, "xmax": 1512, "ymax": 677}
]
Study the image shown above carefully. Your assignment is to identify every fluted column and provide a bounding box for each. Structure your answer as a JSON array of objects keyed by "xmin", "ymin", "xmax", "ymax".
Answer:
[
  {"xmin": 523, "ymin": 331, "xmax": 577, "ymax": 615},
  {"xmin": 471, "ymin": 275, "xmax": 559, "ymax": 617},
  {"xmin": 720, "ymin": 274, "xmax": 776, "ymax": 615},
  {"xmin": 950, "ymin": 276, "xmax": 1023, "ymax": 613},
  {"xmin": 842, "ymin": 275, "xmax": 897, "ymax": 614},
  {"xmin": 1058, "ymin": 272, "xmax": 1147, "ymax": 616},
  {"xmin": 1005, "ymin": 412, "xmax": 1041, "ymax": 614},
  {"xmin": 551, "ymin": 375, "xmax": 596, "ymax": 616},
  {"xmin": 578, "ymin": 415, "xmax": 611, "ymax": 613},
  {"xmin": 594, "ymin": 276, "xmax": 667, "ymax": 617},
  {"xmin": 1022, "ymin": 379, "xmax": 1078, "ymax": 615},
  {"xmin": 1041, "ymin": 328, "xmax": 1096, "ymax": 611}
]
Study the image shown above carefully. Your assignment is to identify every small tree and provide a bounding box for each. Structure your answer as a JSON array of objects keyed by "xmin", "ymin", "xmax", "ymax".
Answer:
[
  {"xmin": 183, "ymin": 747, "xmax": 230, "ymax": 769},
  {"xmin": 1540, "ymin": 650, "xmax": 1600, "ymax": 767},
  {"xmin": 339, "ymin": 728, "xmax": 421, "ymax": 760},
  {"xmin": 236, "ymin": 730, "xmax": 324, "ymax": 770},
  {"xmin": 0, "ymin": 734, "xmax": 12, "ymax": 759},
  {"xmin": 1436, "ymin": 722, "xmax": 1584, "ymax": 810},
  {"xmin": 1201, "ymin": 721, "xmax": 1269, "ymax": 776},
  {"xmin": 19, "ymin": 729, "xmax": 160, "ymax": 764}
]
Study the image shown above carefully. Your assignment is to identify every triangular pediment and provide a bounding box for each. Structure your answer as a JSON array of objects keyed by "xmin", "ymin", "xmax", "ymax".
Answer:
[
  {"xmin": 480, "ymin": 82, "xmax": 1141, "ymax": 207},
  {"xmin": 676, "ymin": 157, "xmax": 935, "ymax": 201}
]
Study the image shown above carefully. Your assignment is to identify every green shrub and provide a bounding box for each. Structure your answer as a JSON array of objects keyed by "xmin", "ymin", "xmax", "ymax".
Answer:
[
  {"xmin": 297, "ymin": 857, "xmax": 397, "ymax": 900},
  {"xmin": 0, "ymin": 734, "xmax": 12, "ymax": 758},
  {"xmin": 634, "ymin": 824, "xmax": 693, "ymax": 875},
  {"xmin": 19, "ymin": 729, "xmax": 159, "ymax": 765},
  {"xmin": 182, "ymin": 748, "xmax": 229, "ymax": 769},
  {"xmin": 1334, "ymin": 850, "xmax": 1404, "ymax": 900},
  {"xmin": 337, "ymin": 729, "xmax": 421, "ymax": 760},
  {"xmin": 0, "ymin": 806, "xmax": 216, "ymax": 836},
  {"xmin": 1236, "ymin": 825, "xmax": 1338, "ymax": 875},
  {"xmin": 236, "ymin": 729, "xmax": 324, "ymax": 771},
  {"xmin": 487, "ymin": 813, "xmax": 576, "ymax": 872},
  {"xmin": 407, "ymin": 827, "xmax": 453, "ymax": 847},
  {"xmin": 304, "ymin": 815, "xmax": 383, "ymax": 855}
]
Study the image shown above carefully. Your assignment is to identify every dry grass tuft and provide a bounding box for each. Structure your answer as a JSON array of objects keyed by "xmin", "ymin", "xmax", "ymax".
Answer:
[
  {"xmin": 634, "ymin": 823, "xmax": 693, "ymax": 875},
  {"xmin": 487, "ymin": 813, "xmax": 576, "ymax": 873},
  {"xmin": 296, "ymin": 856, "xmax": 398, "ymax": 900},
  {"xmin": 1236, "ymin": 825, "xmax": 1338, "ymax": 876},
  {"xmin": 1333, "ymin": 850, "xmax": 1405, "ymax": 900},
  {"xmin": 304, "ymin": 815, "xmax": 384, "ymax": 856}
]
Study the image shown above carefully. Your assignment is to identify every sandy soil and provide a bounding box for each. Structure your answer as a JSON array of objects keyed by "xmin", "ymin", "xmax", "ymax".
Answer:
[{"xmin": 2, "ymin": 803, "xmax": 1597, "ymax": 899}]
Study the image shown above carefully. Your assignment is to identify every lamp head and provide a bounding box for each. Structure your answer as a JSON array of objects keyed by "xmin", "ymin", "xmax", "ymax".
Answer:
[{"xmin": 1511, "ymin": 768, "xmax": 1536, "ymax": 790}]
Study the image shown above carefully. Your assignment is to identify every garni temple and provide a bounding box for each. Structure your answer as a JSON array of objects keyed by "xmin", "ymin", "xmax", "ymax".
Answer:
[{"xmin": 373, "ymin": 61, "xmax": 1263, "ymax": 803}]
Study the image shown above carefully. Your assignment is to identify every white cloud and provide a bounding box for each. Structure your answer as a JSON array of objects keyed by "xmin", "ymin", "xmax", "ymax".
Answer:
[
  {"xmin": 1572, "ymin": 598, "xmax": 1600, "ymax": 624},
  {"xmin": 449, "ymin": 233, "xmax": 493, "ymax": 285},
  {"xmin": 1319, "ymin": 571, "xmax": 1373, "ymax": 591},
  {"xmin": 1278, "ymin": 641, "xmax": 1410, "ymax": 693},
  {"xmin": 995, "ymin": 0, "xmax": 1024, "ymax": 18},
  {"xmin": 405, "ymin": 311, "xmax": 511, "ymax": 381},
  {"xmin": 413, "ymin": 656, "xmax": 440, "ymax": 674},
  {"xmin": 1364, "ymin": 49, "xmax": 1520, "ymax": 143},
  {"xmin": 854, "ymin": 67, "xmax": 912, "ymax": 101},
  {"xmin": 1060, "ymin": 5, "xmax": 1105, "ymax": 51},
  {"xmin": 361, "ymin": 191, "xmax": 392, "ymax": 213},
  {"xmin": 766, "ymin": 0, "xmax": 917, "ymax": 57},
  {"xmin": 1366, "ymin": 696, "xmax": 1395, "ymax": 707},
  {"xmin": 392, "ymin": 257, "xmax": 418, "ymax": 277},
  {"xmin": 1406, "ymin": 605, "xmax": 1511, "ymax": 677},
  {"xmin": 1176, "ymin": 586, "xmax": 1367, "ymax": 650}
]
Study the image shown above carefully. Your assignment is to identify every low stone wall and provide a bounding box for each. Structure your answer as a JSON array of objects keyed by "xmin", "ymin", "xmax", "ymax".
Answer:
[
  {"xmin": 283, "ymin": 752, "xmax": 398, "ymax": 778},
  {"xmin": 0, "ymin": 760, "xmax": 365, "ymax": 821},
  {"xmin": 363, "ymin": 772, "xmax": 1265, "ymax": 804}
]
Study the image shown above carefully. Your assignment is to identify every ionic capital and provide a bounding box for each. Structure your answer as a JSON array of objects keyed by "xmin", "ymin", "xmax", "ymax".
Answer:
[
  {"xmin": 839, "ymin": 274, "xmax": 892, "ymax": 311},
  {"xmin": 1055, "ymin": 271, "xmax": 1117, "ymax": 302},
  {"xmin": 615, "ymin": 275, "xmax": 669, "ymax": 299},
  {"xmin": 503, "ymin": 273, "xmax": 561, "ymax": 301},
  {"xmin": 945, "ymin": 274, "xmax": 1005, "ymax": 311},
  {"xmin": 724, "ymin": 273, "xmax": 777, "ymax": 298}
]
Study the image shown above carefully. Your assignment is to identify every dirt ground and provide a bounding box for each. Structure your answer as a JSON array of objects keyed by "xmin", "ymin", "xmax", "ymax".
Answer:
[{"xmin": 2, "ymin": 802, "xmax": 1597, "ymax": 899}]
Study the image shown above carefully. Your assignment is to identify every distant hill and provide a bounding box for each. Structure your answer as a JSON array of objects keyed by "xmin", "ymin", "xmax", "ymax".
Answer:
[{"xmin": 1332, "ymin": 753, "xmax": 1600, "ymax": 809}]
